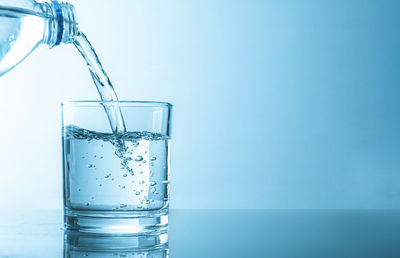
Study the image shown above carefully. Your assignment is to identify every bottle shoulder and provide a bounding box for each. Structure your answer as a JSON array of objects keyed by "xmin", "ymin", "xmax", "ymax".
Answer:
[{"xmin": 0, "ymin": 0, "xmax": 37, "ymax": 11}]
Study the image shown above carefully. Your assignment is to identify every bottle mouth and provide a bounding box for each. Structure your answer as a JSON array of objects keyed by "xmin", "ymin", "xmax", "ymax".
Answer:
[{"xmin": 47, "ymin": 1, "xmax": 78, "ymax": 47}]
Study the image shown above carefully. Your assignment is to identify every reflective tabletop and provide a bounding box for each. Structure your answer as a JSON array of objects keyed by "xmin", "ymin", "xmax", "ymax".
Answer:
[{"xmin": 1, "ymin": 209, "xmax": 400, "ymax": 257}]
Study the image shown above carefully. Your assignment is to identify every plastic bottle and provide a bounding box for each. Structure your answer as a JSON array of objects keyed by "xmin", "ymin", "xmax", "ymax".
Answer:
[{"xmin": 0, "ymin": 0, "xmax": 77, "ymax": 76}]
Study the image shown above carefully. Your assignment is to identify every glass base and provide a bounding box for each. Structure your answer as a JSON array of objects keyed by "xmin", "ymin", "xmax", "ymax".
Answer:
[{"xmin": 64, "ymin": 208, "xmax": 168, "ymax": 235}]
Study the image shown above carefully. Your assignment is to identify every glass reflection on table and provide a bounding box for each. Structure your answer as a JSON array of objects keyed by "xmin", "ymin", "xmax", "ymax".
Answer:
[{"xmin": 63, "ymin": 230, "xmax": 169, "ymax": 257}]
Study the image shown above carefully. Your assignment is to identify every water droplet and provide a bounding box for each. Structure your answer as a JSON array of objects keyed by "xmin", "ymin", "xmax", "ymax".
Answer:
[
  {"xmin": 111, "ymin": 178, "xmax": 114, "ymax": 181},
  {"xmin": 135, "ymin": 191, "xmax": 140, "ymax": 195},
  {"xmin": 150, "ymin": 163, "xmax": 154, "ymax": 166},
  {"xmin": 150, "ymin": 182, "xmax": 157, "ymax": 186},
  {"xmin": 100, "ymin": 156, "xmax": 104, "ymax": 159},
  {"xmin": 120, "ymin": 204, "xmax": 127, "ymax": 208},
  {"xmin": 151, "ymin": 187, "xmax": 157, "ymax": 193},
  {"xmin": 150, "ymin": 156, "xmax": 157, "ymax": 161},
  {"xmin": 81, "ymin": 156, "xmax": 85, "ymax": 159},
  {"xmin": 144, "ymin": 150, "xmax": 148, "ymax": 154},
  {"xmin": 77, "ymin": 188, "xmax": 81, "ymax": 192},
  {"xmin": 143, "ymin": 160, "xmax": 147, "ymax": 164},
  {"xmin": 88, "ymin": 164, "xmax": 94, "ymax": 168},
  {"xmin": 105, "ymin": 173, "xmax": 111, "ymax": 178},
  {"xmin": 85, "ymin": 202, "xmax": 89, "ymax": 206},
  {"xmin": 139, "ymin": 164, "xmax": 142, "ymax": 167},
  {"xmin": 123, "ymin": 173, "xmax": 127, "ymax": 177},
  {"xmin": 99, "ymin": 184, "xmax": 102, "ymax": 187},
  {"xmin": 122, "ymin": 186, "xmax": 125, "ymax": 189},
  {"xmin": 135, "ymin": 156, "xmax": 143, "ymax": 162},
  {"xmin": 94, "ymin": 155, "xmax": 97, "ymax": 158}
]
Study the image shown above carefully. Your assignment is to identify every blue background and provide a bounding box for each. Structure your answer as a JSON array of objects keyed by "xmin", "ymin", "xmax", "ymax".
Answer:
[{"xmin": 0, "ymin": 0, "xmax": 399, "ymax": 209}]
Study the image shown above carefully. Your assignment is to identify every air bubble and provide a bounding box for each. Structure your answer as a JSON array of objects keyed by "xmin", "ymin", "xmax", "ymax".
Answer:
[
  {"xmin": 135, "ymin": 156, "xmax": 143, "ymax": 162},
  {"xmin": 135, "ymin": 191, "xmax": 140, "ymax": 195},
  {"xmin": 150, "ymin": 156, "xmax": 157, "ymax": 161},
  {"xmin": 150, "ymin": 182, "xmax": 157, "ymax": 186},
  {"xmin": 123, "ymin": 174, "xmax": 127, "ymax": 177},
  {"xmin": 85, "ymin": 202, "xmax": 89, "ymax": 206},
  {"xmin": 105, "ymin": 173, "xmax": 111, "ymax": 178},
  {"xmin": 88, "ymin": 164, "xmax": 95, "ymax": 168},
  {"xmin": 151, "ymin": 187, "xmax": 156, "ymax": 193},
  {"xmin": 120, "ymin": 204, "xmax": 127, "ymax": 208},
  {"xmin": 143, "ymin": 160, "xmax": 147, "ymax": 164},
  {"xmin": 162, "ymin": 180, "xmax": 169, "ymax": 184}
]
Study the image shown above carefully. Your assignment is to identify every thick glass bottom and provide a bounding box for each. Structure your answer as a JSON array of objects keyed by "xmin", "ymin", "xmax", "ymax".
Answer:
[{"xmin": 64, "ymin": 208, "xmax": 168, "ymax": 236}]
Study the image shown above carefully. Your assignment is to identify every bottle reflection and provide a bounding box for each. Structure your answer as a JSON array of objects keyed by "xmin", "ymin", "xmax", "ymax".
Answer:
[{"xmin": 64, "ymin": 231, "xmax": 168, "ymax": 257}]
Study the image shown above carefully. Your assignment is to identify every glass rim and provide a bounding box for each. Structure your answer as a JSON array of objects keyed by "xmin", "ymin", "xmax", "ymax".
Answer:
[{"xmin": 61, "ymin": 100, "xmax": 172, "ymax": 108}]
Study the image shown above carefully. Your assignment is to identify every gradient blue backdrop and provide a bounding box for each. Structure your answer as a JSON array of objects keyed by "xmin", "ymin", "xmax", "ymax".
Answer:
[{"xmin": 0, "ymin": 0, "xmax": 399, "ymax": 209}]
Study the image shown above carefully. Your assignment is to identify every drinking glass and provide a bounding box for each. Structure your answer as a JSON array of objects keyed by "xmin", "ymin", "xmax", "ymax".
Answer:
[{"xmin": 62, "ymin": 101, "xmax": 172, "ymax": 239}]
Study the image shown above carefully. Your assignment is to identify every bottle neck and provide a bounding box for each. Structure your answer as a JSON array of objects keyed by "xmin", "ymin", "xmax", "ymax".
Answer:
[{"xmin": 42, "ymin": 1, "xmax": 78, "ymax": 48}]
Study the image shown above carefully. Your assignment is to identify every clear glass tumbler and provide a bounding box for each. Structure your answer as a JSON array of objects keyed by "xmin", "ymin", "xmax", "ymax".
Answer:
[{"xmin": 62, "ymin": 101, "xmax": 172, "ymax": 238}]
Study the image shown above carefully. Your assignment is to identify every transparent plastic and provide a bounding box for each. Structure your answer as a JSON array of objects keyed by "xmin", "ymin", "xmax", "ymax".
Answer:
[{"xmin": 0, "ymin": 0, "xmax": 77, "ymax": 75}]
